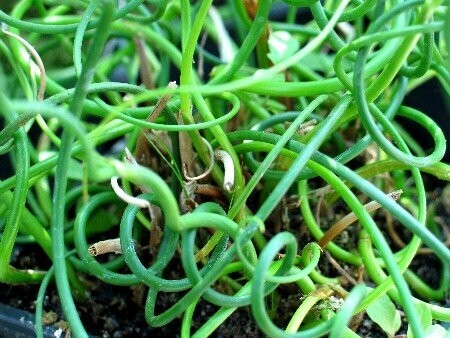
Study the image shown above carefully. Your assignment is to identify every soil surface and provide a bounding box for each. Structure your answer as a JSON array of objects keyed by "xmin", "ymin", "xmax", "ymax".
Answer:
[
  {"xmin": 1, "ymin": 182, "xmax": 448, "ymax": 337},
  {"xmin": 0, "ymin": 244, "xmax": 264, "ymax": 337}
]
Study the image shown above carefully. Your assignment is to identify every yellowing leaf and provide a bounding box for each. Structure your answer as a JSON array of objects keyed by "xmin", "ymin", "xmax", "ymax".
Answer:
[{"xmin": 366, "ymin": 294, "xmax": 401, "ymax": 337}]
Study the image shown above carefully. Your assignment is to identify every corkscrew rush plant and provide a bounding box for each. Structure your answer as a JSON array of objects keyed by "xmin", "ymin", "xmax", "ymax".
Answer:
[{"xmin": 0, "ymin": 0, "xmax": 449, "ymax": 337}]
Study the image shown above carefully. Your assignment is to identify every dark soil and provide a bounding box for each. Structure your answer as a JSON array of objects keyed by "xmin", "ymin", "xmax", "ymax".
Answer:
[
  {"xmin": 1, "ymin": 280, "xmax": 264, "ymax": 337},
  {"xmin": 1, "ymin": 179, "xmax": 448, "ymax": 337},
  {"xmin": 0, "ymin": 244, "xmax": 264, "ymax": 337}
]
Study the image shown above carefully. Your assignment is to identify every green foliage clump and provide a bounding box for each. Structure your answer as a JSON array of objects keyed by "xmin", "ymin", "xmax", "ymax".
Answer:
[{"xmin": 0, "ymin": 0, "xmax": 449, "ymax": 337}]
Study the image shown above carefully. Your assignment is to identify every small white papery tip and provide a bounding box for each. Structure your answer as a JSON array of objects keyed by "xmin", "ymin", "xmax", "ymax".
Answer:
[
  {"xmin": 215, "ymin": 150, "xmax": 234, "ymax": 192},
  {"xmin": 111, "ymin": 176, "xmax": 149, "ymax": 208}
]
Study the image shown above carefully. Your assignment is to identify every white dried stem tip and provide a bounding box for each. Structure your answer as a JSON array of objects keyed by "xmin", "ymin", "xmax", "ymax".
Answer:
[
  {"xmin": 184, "ymin": 137, "xmax": 215, "ymax": 181},
  {"xmin": 337, "ymin": 22, "xmax": 355, "ymax": 42},
  {"xmin": 364, "ymin": 189, "xmax": 403, "ymax": 213},
  {"xmin": 148, "ymin": 81, "xmax": 178, "ymax": 122},
  {"xmin": 111, "ymin": 176, "xmax": 150, "ymax": 208},
  {"xmin": 387, "ymin": 189, "xmax": 403, "ymax": 201},
  {"xmin": 2, "ymin": 29, "xmax": 46, "ymax": 101},
  {"xmin": 167, "ymin": 81, "xmax": 177, "ymax": 90},
  {"xmin": 88, "ymin": 238, "xmax": 122, "ymax": 256},
  {"xmin": 298, "ymin": 119, "xmax": 317, "ymax": 135},
  {"xmin": 123, "ymin": 147, "xmax": 138, "ymax": 165},
  {"xmin": 215, "ymin": 150, "xmax": 234, "ymax": 192}
]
